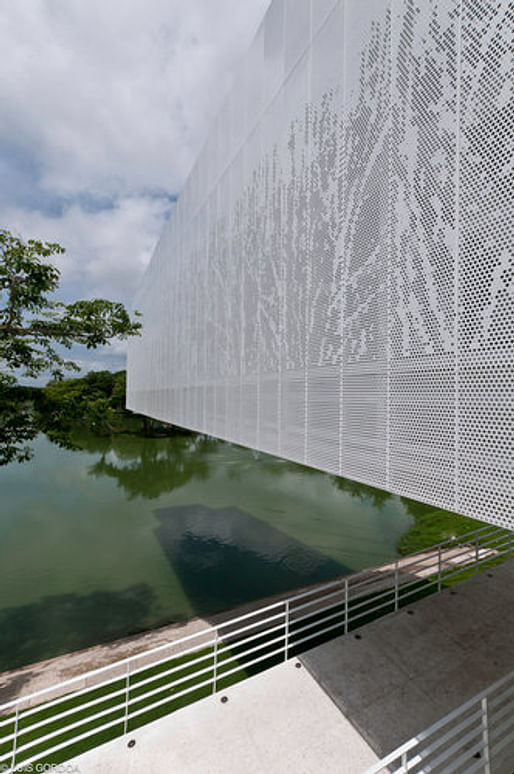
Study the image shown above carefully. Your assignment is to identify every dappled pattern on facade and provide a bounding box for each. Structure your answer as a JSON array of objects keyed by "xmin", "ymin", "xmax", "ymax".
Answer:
[{"xmin": 128, "ymin": 0, "xmax": 513, "ymax": 528}]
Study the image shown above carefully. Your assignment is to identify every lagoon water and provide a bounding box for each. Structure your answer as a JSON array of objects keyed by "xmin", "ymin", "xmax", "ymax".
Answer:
[{"xmin": 0, "ymin": 432, "xmax": 413, "ymax": 671}]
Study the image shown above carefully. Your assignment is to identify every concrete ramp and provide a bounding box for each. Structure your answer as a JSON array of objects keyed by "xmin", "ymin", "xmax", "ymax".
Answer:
[{"xmin": 301, "ymin": 560, "xmax": 514, "ymax": 758}]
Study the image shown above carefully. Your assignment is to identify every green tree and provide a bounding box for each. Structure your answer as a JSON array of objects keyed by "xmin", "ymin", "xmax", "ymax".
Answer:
[{"xmin": 0, "ymin": 229, "xmax": 142, "ymax": 465}]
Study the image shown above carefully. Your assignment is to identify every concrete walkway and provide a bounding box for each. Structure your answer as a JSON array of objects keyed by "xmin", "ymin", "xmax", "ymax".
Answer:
[
  {"xmin": 302, "ymin": 560, "xmax": 514, "ymax": 758},
  {"xmin": 69, "ymin": 561, "xmax": 514, "ymax": 774},
  {"xmin": 70, "ymin": 658, "xmax": 379, "ymax": 774}
]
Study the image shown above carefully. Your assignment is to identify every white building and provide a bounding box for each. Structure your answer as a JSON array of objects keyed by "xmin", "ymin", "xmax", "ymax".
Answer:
[{"xmin": 128, "ymin": 0, "xmax": 513, "ymax": 528}]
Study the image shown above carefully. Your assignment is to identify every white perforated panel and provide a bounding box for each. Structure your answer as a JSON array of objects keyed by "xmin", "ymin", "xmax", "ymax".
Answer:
[{"xmin": 127, "ymin": 0, "xmax": 513, "ymax": 528}]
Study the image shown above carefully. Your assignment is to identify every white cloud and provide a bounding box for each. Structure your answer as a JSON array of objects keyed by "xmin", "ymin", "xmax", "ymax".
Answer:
[
  {"xmin": 2, "ymin": 195, "xmax": 171, "ymax": 303},
  {"xmin": 0, "ymin": 0, "xmax": 270, "ymax": 373},
  {"xmin": 0, "ymin": 0, "xmax": 270, "ymax": 199}
]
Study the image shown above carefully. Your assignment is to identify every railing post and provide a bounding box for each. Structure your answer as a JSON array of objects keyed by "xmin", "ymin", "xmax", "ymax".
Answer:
[
  {"xmin": 394, "ymin": 560, "xmax": 399, "ymax": 612},
  {"xmin": 123, "ymin": 661, "xmax": 130, "ymax": 735},
  {"xmin": 213, "ymin": 632, "xmax": 218, "ymax": 695},
  {"xmin": 11, "ymin": 706, "xmax": 19, "ymax": 771},
  {"xmin": 437, "ymin": 544, "xmax": 442, "ymax": 593},
  {"xmin": 481, "ymin": 697, "xmax": 491, "ymax": 774},
  {"xmin": 284, "ymin": 600, "xmax": 290, "ymax": 662},
  {"xmin": 475, "ymin": 532, "xmax": 480, "ymax": 575},
  {"xmin": 401, "ymin": 750, "xmax": 408, "ymax": 772},
  {"xmin": 344, "ymin": 579, "xmax": 349, "ymax": 634}
]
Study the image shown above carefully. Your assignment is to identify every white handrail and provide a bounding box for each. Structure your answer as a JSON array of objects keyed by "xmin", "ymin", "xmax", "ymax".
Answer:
[
  {"xmin": 0, "ymin": 524, "xmax": 510, "ymax": 774},
  {"xmin": 363, "ymin": 668, "xmax": 514, "ymax": 773}
]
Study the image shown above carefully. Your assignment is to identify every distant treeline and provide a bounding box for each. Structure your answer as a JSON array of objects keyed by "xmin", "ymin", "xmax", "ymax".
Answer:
[{"xmin": 12, "ymin": 370, "xmax": 182, "ymax": 442}]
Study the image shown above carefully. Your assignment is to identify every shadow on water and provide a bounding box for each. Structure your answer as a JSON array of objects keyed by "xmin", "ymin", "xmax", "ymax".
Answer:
[
  {"xmin": 0, "ymin": 584, "xmax": 159, "ymax": 673},
  {"xmin": 153, "ymin": 504, "xmax": 350, "ymax": 618}
]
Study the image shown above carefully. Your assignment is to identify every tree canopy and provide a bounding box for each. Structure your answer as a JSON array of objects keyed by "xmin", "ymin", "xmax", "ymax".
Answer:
[{"xmin": 0, "ymin": 229, "xmax": 142, "ymax": 464}]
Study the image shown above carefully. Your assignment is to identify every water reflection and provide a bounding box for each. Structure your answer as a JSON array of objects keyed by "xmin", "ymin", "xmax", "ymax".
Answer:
[
  {"xmin": 76, "ymin": 429, "xmax": 399, "ymax": 510},
  {"xmin": 0, "ymin": 431, "xmax": 416, "ymax": 671},
  {"xmin": 85, "ymin": 434, "xmax": 218, "ymax": 499},
  {"xmin": 153, "ymin": 505, "xmax": 348, "ymax": 616},
  {"xmin": 330, "ymin": 476, "xmax": 393, "ymax": 509}
]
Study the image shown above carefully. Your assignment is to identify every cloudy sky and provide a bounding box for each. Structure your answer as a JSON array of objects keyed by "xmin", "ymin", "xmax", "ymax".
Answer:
[{"xmin": 1, "ymin": 0, "xmax": 269, "ymax": 375}]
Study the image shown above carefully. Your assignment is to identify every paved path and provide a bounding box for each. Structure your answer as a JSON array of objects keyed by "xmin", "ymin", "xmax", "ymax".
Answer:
[
  {"xmin": 71, "ymin": 658, "xmax": 379, "ymax": 774},
  {"xmin": 302, "ymin": 560, "xmax": 514, "ymax": 758},
  {"xmin": 70, "ymin": 560, "xmax": 514, "ymax": 773}
]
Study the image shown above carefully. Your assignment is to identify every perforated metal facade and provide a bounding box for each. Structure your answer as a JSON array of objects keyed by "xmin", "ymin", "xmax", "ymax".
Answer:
[{"xmin": 127, "ymin": 0, "xmax": 513, "ymax": 527}]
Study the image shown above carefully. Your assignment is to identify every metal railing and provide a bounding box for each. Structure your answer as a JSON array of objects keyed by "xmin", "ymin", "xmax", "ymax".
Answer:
[
  {"xmin": 0, "ymin": 523, "xmax": 511, "ymax": 772},
  {"xmin": 364, "ymin": 667, "xmax": 514, "ymax": 774}
]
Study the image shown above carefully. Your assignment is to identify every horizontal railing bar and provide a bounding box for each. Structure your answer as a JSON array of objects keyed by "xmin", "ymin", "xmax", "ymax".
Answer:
[
  {"xmin": 346, "ymin": 571, "xmax": 395, "ymax": 595},
  {"xmin": 131, "ymin": 621, "xmax": 287, "ymax": 694},
  {"xmin": 345, "ymin": 586, "xmax": 397, "ymax": 614},
  {"xmin": 215, "ymin": 633, "xmax": 285, "ymax": 673},
  {"xmin": 396, "ymin": 578, "xmax": 440, "ymax": 603},
  {"xmin": 10, "ymin": 702, "xmax": 124, "ymax": 760},
  {"xmin": 6, "ymin": 674, "xmax": 127, "ymax": 726},
  {"xmin": 396, "ymin": 574, "xmax": 438, "ymax": 598},
  {"xmin": 433, "ymin": 736, "xmax": 485, "ymax": 774},
  {"xmin": 489, "ymin": 711, "xmax": 514, "ymax": 744},
  {"xmin": 487, "ymin": 681, "xmax": 514, "ymax": 711},
  {"xmin": 436, "ymin": 545, "xmax": 480, "ymax": 567},
  {"xmin": 399, "ymin": 707, "xmax": 483, "ymax": 768},
  {"xmin": 475, "ymin": 537, "xmax": 509, "ymax": 554},
  {"xmin": 0, "ymin": 632, "xmax": 209, "ymax": 714},
  {"xmin": 406, "ymin": 712, "xmax": 483, "ymax": 770},
  {"xmin": 289, "ymin": 607, "xmax": 344, "ymax": 640},
  {"xmin": 129, "ymin": 630, "xmax": 215, "ymax": 661},
  {"xmin": 214, "ymin": 599, "xmax": 286, "ymax": 631},
  {"xmin": 127, "ymin": 675, "xmax": 215, "ymax": 720},
  {"xmin": 213, "ymin": 610, "xmax": 286, "ymax": 643},
  {"xmin": 217, "ymin": 621, "xmax": 286, "ymax": 655},
  {"xmin": 347, "ymin": 597, "xmax": 400, "ymax": 625},
  {"xmin": 130, "ymin": 648, "xmax": 215, "ymax": 688},
  {"xmin": 0, "ymin": 685, "xmax": 127, "ymax": 745},
  {"xmin": 128, "ymin": 638, "xmax": 217, "ymax": 680},
  {"xmin": 441, "ymin": 559, "xmax": 497, "ymax": 585},
  {"xmin": 390, "ymin": 554, "xmax": 440, "ymax": 576},
  {"xmin": 286, "ymin": 578, "xmax": 345, "ymax": 604},
  {"xmin": 0, "ymin": 672, "xmax": 124, "ymax": 719},
  {"xmin": 290, "ymin": 586, "xmax": 344, "ymax": 614},
  {"xmin": 7, "ymin": 714, "xmax": 125, "ymax": 773},
  {"xmin": 490, "ymin": 726, "xmax": 514, "ymax": 757},
  {"xmin": 478, "ymin": 529, "xmax": 509, "ymax": 544},
  {"xmin": 133, "ymin": 630, "xmax": 286, "ymax": 703},
  {"xmin": 478, "ymin": 544, "xmax": 510, "ymax": 561},
  {"xmin": 212, "ymin": 643, "xmax": 286, "ymax": 683},
  {"xmin": 130, "ymin": 664, "xmax": 215, "ymax": 705},
  {"xmin": 440, "ymin": 758, "xmax": 484, "ymax": 774},
  {"xmin": 288, "ymin": 617, "xmax": 346, "ymax": 651},
  {"xmin": 292, "ymin": 598, "xmax": 346, "ymax": 627}
]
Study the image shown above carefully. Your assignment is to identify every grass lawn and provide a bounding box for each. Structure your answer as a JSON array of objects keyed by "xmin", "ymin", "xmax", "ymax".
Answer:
[{"xmin": 397, "ymin": 505, "xmax": 492, "ymax": 556}]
